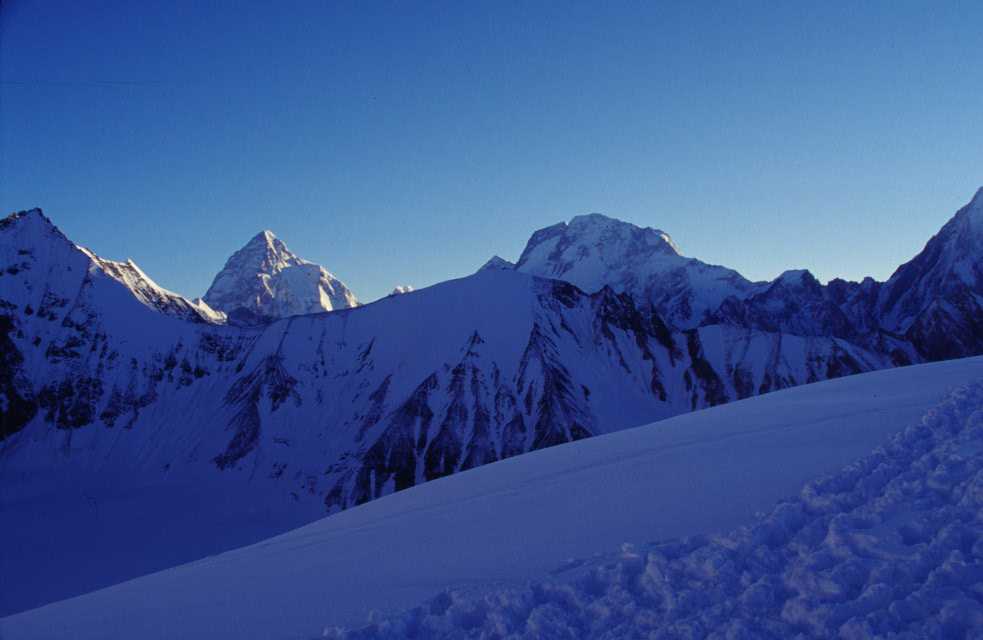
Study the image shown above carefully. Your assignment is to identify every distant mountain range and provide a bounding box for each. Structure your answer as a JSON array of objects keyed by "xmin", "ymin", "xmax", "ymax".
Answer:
[
  {"xmin": 511, "ymin": 189, "xmax": 983, "ymax": 362},
  {"xmin": 1, "ymin": 188, "xmax": 981, "ymax": 612}
]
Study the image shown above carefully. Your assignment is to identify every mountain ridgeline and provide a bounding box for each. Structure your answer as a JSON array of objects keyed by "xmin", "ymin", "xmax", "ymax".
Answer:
[
  {"xmin": 514, "ymin": 190, "xmax": 983, "ymax": 363},
  {"xmin": 1, "ymin": 189, "xmax": 981, "ymax": 514}
]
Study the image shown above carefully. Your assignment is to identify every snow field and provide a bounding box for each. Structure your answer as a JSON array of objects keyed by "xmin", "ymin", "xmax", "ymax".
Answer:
[{"xmin": 329, "ymin": 381, "xmax": 983, "ymax": 639}]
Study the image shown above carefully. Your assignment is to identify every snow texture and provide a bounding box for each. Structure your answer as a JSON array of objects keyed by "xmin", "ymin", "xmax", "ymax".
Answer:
[
  {"xmin": 2, "ymin": 357, "xmax": 980, "ymax": 640},
  {"xmin": 331, "ymin": 380, "xmax": 983, "ymax": 639}
]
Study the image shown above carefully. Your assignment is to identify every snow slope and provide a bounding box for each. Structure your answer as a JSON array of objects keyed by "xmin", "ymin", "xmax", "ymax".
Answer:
[
  {"xmin": 3, "ymin": 356, "xmax": 979, "ymax": 640},
  {"xmin": 1, "ymin": 209, "xmax": 898, "ymax": 616},
  {"xmin": 334, "ymin": 378, "xmax": 983, "ymax": 640}
]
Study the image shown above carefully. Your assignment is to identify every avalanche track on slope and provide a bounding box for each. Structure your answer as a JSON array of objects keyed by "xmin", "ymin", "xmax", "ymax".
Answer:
[{"xmin": 2, "ymin": 356, "xmax": 980, "ymax": 640}]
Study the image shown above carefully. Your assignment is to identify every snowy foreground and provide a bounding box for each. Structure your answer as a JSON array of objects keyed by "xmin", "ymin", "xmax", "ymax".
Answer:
[
  {"xmin": 3, "ymin": 357, "xmax": 982, "ymax": 640},
  {"xmin": 333, "ymin": 377, "xmax": 983, "ymax": 639}
]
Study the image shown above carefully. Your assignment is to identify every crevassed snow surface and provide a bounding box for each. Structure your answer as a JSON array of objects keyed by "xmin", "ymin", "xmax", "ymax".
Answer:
[
  {"xmin": 334, "ymin": 380, "xmax": 983, "ymax": 640},
  {"xmin": 2, "ymin": 357, "xmax": 980, "ymax": 640}
]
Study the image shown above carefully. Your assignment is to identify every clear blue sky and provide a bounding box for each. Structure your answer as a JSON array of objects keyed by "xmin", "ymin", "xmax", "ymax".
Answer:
[{"xmin": 2, "ymin": 1, "xmax": 981, "ymax": 301}]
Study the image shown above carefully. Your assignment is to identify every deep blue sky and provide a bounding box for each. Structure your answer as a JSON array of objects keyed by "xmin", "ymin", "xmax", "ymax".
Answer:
[{"xmin": 2, "ymin": 1, "xmax": 981, "ymax": 301}]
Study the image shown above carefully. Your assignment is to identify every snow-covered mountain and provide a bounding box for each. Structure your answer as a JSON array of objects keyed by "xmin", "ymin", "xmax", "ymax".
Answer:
[
  {"xmin": 513, "ymin": 190, "xmax": 983, "ymax": 364},
  {"xmin": 389, "ymin": 285, "xmax": 414, "ymax": 295},
  {"xmin": 479, "ymin": 255, "xmax": 515, "ymax": 272},
  {"xmin": 0, "ymin": 210, "xmax": 221, "ymax": 331},
  {"xmin": 4, "ymin": 357, "xmax": 979, "ymax": 640},
  {"xmin": 1, "ymin": 191, "xmax": 981, "ymax": 616},
  {"xmin": 708, "ymin": 188, "xmax": 983, "ymax": 361},
  {"xmin": 203, "ymin": 230, "xmax": 357, "ymax": 323},
  {"xmin": 873, "ymin": 187, "xmax": 983, "ymax": 360},
  {"xmin": 0, "ymin": 208, "xmax": 898, "ymax": 613},
  {"xmin": 0, "ymin": 208, "xmax": 885, "ymax": 492},
  {"xmin": 515, "ymin": 213, "xmax": 760, "ymax": 328}
]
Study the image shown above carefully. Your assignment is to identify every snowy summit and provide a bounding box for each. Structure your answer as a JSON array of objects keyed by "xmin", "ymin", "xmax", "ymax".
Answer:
[
  {"xmin": 478, "ymin": 255, "xmax": 516, "ymax": 272},
  {"xmin": 203, "ymin": 230, "xmax": 357, "ymax": 323},
  {"xmin": 515, "ymin": 212, "xmax": 756, "ymax": 327}
]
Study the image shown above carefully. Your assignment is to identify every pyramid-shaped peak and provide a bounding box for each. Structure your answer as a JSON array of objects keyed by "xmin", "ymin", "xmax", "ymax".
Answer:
[
  {"xmin": 204, "ymin": 230, "xmax": 357, "ymax": 321},
  {"xmin": 250, "ymin": 229, "xmax": 278, "ymax": 243},
  {"xmin": 479, "ymin": 255, "xmax": 515, "ymax": 272},
  {"xmin": 2, "ymin": 208, "xmax": 53, "ymax": 229},
  {"xmin": 1, "ymin": 208, "xmax": 74, "ymax": 249}
]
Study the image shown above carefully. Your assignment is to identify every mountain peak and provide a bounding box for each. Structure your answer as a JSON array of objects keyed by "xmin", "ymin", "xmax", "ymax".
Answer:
[
  {"xmin": 479, "ymin": 255, "xmax": 515, "ymax": 272},
  {"xmin": 242, "ymin": 229, "xmax": 294, "ymax": 260},
  {"xmin": 945, "ymin": 186, "xmax": 983, "ymax": 237},
  {"xmin": 564, "ymin": 213, "xmax": 680, "ymax": 255},
  {"xmin": 775, "ymin": 269, "xmax": 818, "ymax": 285},
  {"xmin": 568, "ymin": 212, "xmax": 614, "ymax": 227},
  {"xmin": 970, "ymin": 186, "xmax": 983, "ymax": 207},
  {"xmin": 875, "ymin": 186, "xmax": 983, "ymax": 334},
  {"xmin": 2, "ymin": 208, "xmax": 53, "ymax": 231},
  {"xmin": 1, "ymin": 208, "xmax": 75, "ymax": 252},
  {"xmin": 203, "ymin": 231, "xmax": 357, "ymax": 322},
  {"xmin": 515, "ymin": 212, "xmax": 751, "ymax": 327},
  {"xmin": 14, "ymin": 207, "xmax": 45, "ymax": 219},
  {"xmin": 964, "ymin": 186, "xmax": 983, "ymax": 226},
  {"xmin": 248, "ymin": 229, "xmax": 277, "ymax": 244}
]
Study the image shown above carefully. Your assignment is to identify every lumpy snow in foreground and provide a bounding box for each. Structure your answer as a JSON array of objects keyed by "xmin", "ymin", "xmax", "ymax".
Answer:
[{"xmin": 331, "ymin": 382, "xmax": 983, "ymax": 640}]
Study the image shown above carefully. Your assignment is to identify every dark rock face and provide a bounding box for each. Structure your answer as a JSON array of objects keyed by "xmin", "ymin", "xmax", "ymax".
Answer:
[
  {"xmin": 327, "ymin": 317, "xmax": 599, "ymax": 511},
  {"xmin": 214, "ymin": 355, "xmax": 299, "ymax": 469},
  {"xmin": 708, "ymin": 194, "xmax": 983, "ymax": 363},
  {"xmin": 343, "ymin": 373, "xmax": 439, "ymax": 506},
  {"xmin": 0, "ymin": 315, "xmax": 37, "ymax": 440},
  {"xmin": 684, "ymin": 331, "xmax": 728, "ymax": 409},
  {"xmin": 37, "ymin": 376, "xmax": 104, "ymax": 430},
  {"xmin": 711, "ymin": 270, "xmax": 859, "ymax": 341},
  {"xmin": 902, "ymin": 290, "xmax": 983, "ymax": 362}
]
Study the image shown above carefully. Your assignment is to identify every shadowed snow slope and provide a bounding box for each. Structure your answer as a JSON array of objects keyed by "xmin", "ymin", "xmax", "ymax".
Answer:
[
  {"xmin": 333, "ymin": 378, "xmax": 983, "ymax": 640},
  {"xmin": 3, "ymin": 356, "xmax": 980, "ymax": 640}
]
